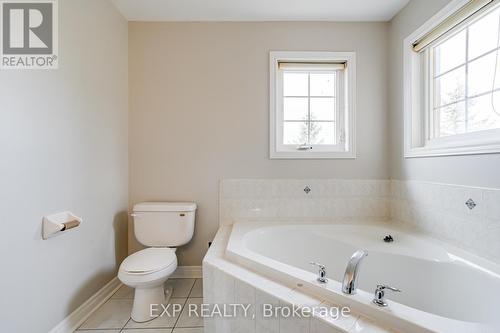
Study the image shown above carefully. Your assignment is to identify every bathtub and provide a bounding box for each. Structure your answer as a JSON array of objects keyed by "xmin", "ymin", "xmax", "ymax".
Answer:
[{"xmin": 226, "ymin": 222, "xmax": 500, "ymax": 333}]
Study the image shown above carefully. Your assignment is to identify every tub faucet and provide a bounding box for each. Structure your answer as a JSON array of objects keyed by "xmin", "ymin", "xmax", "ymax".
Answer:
[
  {"xmin": 372, "ymin": 284, "xmax": 401, "ymax": 307},
  {"xmin": 342, "ymin": 249, "xmax": 368, "ymax": 295},
  {"xmin": 310, "ymin": 262, "xmax": 328, "ymax": 283}
]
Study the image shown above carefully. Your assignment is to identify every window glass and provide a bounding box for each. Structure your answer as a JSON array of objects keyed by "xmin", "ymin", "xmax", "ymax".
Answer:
[
  {"xmin": 282, "ymin": 71, "xmax": 337, "ymax": 145},
  {"xmin": 283, "ymin": 122, "xmax": 308, "ymax": 145},
  {"xmin": 467, "ymin": 52, "xmax": 500, "ymax": 96},
  {"xmin": 284, "ymin": 97, "xmax": 308, "ymax": 120},
  {"xmin": 468, "ymin": 8, "xmax": 500, "ymax": 59},
  {"xmin": 283, "ymin": 73, "xmax": 308, "ymax": 96},
  {"xmin": 310, "ymin": 98, "xmax": 335, "ymax": 121},
  {"xmin": 434, "ymin": 30, "xmax": 466, "ymax": 75},
  {"xmin": 309, "ymin": 122, "xmax": 336, "ymax": 144},
  {"xmin": 431, "ymin": 8, "xmax": 500, "ymax": 137},
  {"xmin": 434, "ymin": 67, "xmax": 466, "ymax": 107},
  {"xmin": 467, "ymin": 92, "xmax": 500, "ymax": 132},
  {"xmin": 310, "ymin": 73, "xmax": 336, "ymax": 96},
  {"xmin": 437, "ymin": 102, "xmax": 466, "ymax": 137}
]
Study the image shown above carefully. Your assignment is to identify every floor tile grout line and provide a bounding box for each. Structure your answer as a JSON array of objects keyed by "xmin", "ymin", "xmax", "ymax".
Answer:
[
  {"xmin": 77, "ymin": 329, "xmax": 123, "ymax": 331},
  {"xmin": 174, "ymin": 277, "xmax": 202, "ymax": 330},
  {"xmin": 120, "ymin": 317, "xmax": 132, "ymax": 332},
  {"xmin": 77, "ymin": 278, "xmax": 202, "ymax": 333},
  {"xmin": 121, "ymin": 278, "xmax": 193, "ymax": 331},
  {"xmin": 122, "ymin": 297, "xmax": 189, "ymax": 331},
  {"xmin": 171, "ymin": 296, "xmax": 190, "ymax": 329},
  {"xmin": 174, "ymin": 298, "xmax": 205, "ymax": 330},
  {"xmin": 185, "ymin": 278, "xmax": 197, "ymax": 298}
]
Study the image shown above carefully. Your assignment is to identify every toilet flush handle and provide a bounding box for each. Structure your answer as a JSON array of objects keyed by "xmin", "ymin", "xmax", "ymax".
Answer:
[{"xmin": 130, "ymin": 213, "xmax": 142, "ymax": 217}]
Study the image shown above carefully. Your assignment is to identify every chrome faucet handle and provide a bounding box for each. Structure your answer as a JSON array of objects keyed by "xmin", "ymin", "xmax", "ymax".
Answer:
[
  {"xmin": 310, "ymin": 262, "xmax": 328, "ymax": 283},
  {"xmin": 376, "ymin": 284, "xmax": 401, "ymax": 292},
  {"xmin": 373, "ymin": 284, "xmax": 401, "ymax": 307},
  {"xmin": 310, "ymin": 261, "xmax": 325, "ymax": 269}
]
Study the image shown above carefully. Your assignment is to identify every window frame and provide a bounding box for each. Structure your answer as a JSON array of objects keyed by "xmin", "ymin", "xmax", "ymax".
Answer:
[
  {"xmin": 270, "ymin": 51, "xmax": 356, "ymax": 159},
  {"xmin": 404, "ymin": 0, "xmax": 500, "ymax": 158}
]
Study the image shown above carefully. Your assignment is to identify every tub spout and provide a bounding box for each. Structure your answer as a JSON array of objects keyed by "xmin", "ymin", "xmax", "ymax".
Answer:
[{"xmin": 342, "ymin": 249, "xmax": 368, "ymax": 295}]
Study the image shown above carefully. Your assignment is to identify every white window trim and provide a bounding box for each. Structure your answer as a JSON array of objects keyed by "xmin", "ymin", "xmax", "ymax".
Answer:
[
  {"xmin": 269, "ymin": 51, "xmax": 356, "ymax": 159},
  {"xmin": 404, "ymin": 0, "xmax": 500, "ymax": 158}
]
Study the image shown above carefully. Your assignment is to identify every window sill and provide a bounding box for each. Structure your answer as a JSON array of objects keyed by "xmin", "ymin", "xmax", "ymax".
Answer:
[
  {"xmin": 270, "ymin": 150, "xmax": 356, "ymax": 159},
  {"xmin": 405, "ymin": 141, "xmax": 500, "ymax": 158}
]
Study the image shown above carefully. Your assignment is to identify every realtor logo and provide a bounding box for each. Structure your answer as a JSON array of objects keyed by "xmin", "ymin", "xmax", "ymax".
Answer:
[{"xmin": 1, "ymin": 0, "xmax": 58, "ymax": 69}]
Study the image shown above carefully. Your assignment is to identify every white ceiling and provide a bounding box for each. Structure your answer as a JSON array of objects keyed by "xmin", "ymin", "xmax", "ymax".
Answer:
[{"xmin": 111, "ymin": 0, "xmax": 411, "ymax": 22}]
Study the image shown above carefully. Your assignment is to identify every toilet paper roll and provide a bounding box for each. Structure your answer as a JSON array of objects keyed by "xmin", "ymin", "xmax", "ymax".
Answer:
[{"xmin": 61, "ymin": 219, "xmax": 80, "ymax": 231}]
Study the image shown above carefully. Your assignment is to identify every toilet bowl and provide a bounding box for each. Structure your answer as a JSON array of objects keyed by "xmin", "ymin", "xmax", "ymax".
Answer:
[
  {"xmin": 118, "ymin": 247, "xmax": 177, "ymax": 322},
  {"xmin": 118, "ymin": 202, "xmax": 196, "ymax": 323}
]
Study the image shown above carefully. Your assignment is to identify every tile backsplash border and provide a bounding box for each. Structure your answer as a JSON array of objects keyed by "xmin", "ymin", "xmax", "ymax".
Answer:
[
  {"xmin": 219, "ymin": 178, "xmax": 500, "ymax": 263},
  {"xmin": 219, "ymin": 179, "xmax": 391, "ymax": 226},
  {"xmin": 390, "ymin": 180, "xmax": 500, "ymax": 263}
]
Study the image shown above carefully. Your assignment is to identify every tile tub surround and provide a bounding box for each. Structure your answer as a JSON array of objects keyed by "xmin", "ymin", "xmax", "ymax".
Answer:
[
  {"xmin": 390, "ymin": 180, "xmax": 500, "ymax": 264},
  {"xmin": 203, "ymin": 226, "xmax": 398, "ymax": 333},
  {"xmin": 219, "ymin": 179, "xmax": 392, "ymax": 225},
  {"xmin": 220, "ymin": 179, "xmax": 500, "ymax": 264}
]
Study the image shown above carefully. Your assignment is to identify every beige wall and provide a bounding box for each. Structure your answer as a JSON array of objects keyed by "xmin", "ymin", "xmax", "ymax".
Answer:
[
  {"xmin": 388, "ymin": 0, "xmax": 500, "ymax": 188},
  {"xmin": 129, "ymin": 22, "xmax": 390, "ymax": 265},
  {"xmin": 0, "ymin": 1, "xmax": 128, "ymax": 332}
]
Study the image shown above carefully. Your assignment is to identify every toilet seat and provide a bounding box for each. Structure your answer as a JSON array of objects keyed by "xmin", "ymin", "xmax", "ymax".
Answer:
[{"xmin": 121, "ymin": 248, "xmax": 176, "ymax": 274}]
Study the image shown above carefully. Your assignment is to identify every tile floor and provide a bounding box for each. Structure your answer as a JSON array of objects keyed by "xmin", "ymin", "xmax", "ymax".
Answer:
[{"xmin": 76, "ymin": 278, "xmax": 204, "ymax": 333}]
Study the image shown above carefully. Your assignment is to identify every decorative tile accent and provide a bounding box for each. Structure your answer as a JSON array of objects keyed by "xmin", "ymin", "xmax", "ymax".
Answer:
[
  {"xmin": 465, "ymin": 198, "xmax": 476, "ymax": 210},
  {"xmin": 390, "ymin": 180, "xmax": 500, "ymax": 264},
  {"xmin": 220, "ymin": 179, "xmax": 391, "ymax": 225},
  {"xmin": 220, "ymin": 178, "xmax": 500, "ymax": 263}
]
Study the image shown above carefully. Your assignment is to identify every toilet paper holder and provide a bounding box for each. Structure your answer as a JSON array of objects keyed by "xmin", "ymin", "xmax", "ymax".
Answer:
[{"xmin": 42, "ymin": 211, "xmax": 82, "ymax": 240}]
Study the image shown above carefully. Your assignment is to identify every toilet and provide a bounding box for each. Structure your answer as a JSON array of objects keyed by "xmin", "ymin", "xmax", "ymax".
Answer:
[{"xmin": 118, "ymin": 202, "xmax": 196, "ymax": 322}]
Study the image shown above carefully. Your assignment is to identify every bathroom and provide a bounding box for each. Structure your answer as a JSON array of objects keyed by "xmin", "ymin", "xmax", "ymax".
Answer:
[{"xmin": 1, "ymin": 0, "xmax": 499, "ymax": 332}]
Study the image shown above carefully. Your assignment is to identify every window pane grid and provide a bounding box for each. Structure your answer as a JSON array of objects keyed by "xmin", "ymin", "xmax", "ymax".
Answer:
[
  {"xmin": 432, "ymin": 8, "xmax": 500, "ymax": 137},
  {"xmin": 465, "ymin": 23, "xmax": 470, "ymax": 133},
  {"xmin": 282, "ymin": 70, "xmax": 337, "ymax": 145},
  {"xmin": 433, "ymin": 86, "xmax": 500, "ymax": 110},
  {"xmin": 434, "ymin": 46, "xmax": 500, "ymax": 80},
  {"xmin": 283, "ymin": 95, "xmax": 335, "ymax": 98},
  {"xmin": 283, "ymin": 120, "xmax": 336, "ymax": 122},
  {"xmin": 433, "ymin": 62, "xmax": 465, "ymax": 80}
]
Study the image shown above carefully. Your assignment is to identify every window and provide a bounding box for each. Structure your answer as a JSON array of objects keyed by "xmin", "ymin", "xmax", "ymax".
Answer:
[
  {"xmin": 270, "ymin": 51, "xmax": 356, "ymax": 159},
  {"xmin": 405, "ymin": 0, "xmax": 500, "ymax": 157}
]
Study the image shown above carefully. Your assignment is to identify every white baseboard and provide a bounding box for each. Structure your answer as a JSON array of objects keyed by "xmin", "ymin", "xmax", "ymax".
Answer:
[
  {"xmin": 171, "ymin": 265, "xmax": 203, "ymax": 278},
  {"xmin": 48, "ymin": 277, "xmax": 122, "ymax": 333},
  {"xmin": 48, "ymin": 266, "xmax": 201, "ymax": 333}
]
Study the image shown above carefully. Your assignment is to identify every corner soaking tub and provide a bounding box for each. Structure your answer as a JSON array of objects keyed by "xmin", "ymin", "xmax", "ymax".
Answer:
[{"xmin": 226, "ymin": 222, "xmax": 500, "ymax": 333}]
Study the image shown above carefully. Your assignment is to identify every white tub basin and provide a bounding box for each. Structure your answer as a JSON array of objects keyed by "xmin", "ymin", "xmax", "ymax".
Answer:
[{"xmin": 226, "ymin": 222, "xmax": 500, "ymax": 333}]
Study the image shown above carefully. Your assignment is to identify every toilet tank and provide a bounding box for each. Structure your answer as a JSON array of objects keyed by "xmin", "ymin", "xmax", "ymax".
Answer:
[{"xmin": 132, "ymin": 202, "xmax": 196, "ymax": 247}]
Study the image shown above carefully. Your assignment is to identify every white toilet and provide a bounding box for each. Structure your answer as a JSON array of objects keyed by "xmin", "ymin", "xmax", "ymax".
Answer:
[{"xmin": 118, "ymin": 202, "xmax": 196, "ymax": 322}]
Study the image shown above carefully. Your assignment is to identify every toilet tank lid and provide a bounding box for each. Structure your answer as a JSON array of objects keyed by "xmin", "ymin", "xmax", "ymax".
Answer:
[{"xmin": 133, "ymin": 202, "xmax": 197, "ymax": 212}]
